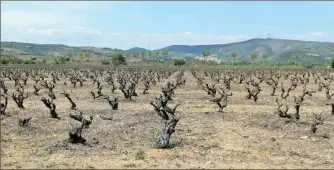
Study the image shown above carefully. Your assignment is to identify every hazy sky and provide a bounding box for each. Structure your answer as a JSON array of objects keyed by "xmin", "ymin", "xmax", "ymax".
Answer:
[{"xmin": 1, "ymin": 1, "xmax": 334, "ymax": 49}]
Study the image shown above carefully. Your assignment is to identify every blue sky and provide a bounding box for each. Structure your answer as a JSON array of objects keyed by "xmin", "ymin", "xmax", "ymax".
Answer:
[{"xmin": 1, "ymin": 1, "xmax": 334, "ymax": 49}]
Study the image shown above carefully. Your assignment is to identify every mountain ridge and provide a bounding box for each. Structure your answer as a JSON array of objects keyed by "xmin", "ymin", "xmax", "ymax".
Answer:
[
  {"xmin": 2, "ymin": 38, "xmax": 334, "ymax": 64},
  {"xmin": 126, "ymin": 47, "xmax": 150, "ymax": 52}
]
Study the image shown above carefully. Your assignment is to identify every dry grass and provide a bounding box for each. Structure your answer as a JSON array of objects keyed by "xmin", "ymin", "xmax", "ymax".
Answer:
[{"xmin": 1, "ymin": 70, "xmax": 334, "ymax": 169}]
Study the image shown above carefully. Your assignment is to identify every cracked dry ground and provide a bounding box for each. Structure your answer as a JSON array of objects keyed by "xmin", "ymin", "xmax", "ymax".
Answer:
[{"xmin": 1, "ymin": 70, "xmax": 334, "ymax": 169}]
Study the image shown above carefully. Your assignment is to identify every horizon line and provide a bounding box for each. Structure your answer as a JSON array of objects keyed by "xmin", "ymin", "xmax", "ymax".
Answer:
[{"xmin": 2, "ymin": 37, "xmax": 334, "ymax": 51}]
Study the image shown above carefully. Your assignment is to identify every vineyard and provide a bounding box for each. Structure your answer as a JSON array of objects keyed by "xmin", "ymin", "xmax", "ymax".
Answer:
[{"xmin": 1, "ymin": 66, "xmax": 334, "ymax": 169}]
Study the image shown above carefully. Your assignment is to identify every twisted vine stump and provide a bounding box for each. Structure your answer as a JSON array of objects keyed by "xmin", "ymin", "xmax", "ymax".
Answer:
[
  {"xmin": 103, "ymin": 95, "xmax": 119, "ymax": 110},
  {"xmin": 293, "ymin": 87, "xmax": 316, "ymax": 120},
  {"xmin": 18, "ymin": 117, "xmax": 32, "ymax": 127},
  {"xmin": 41, "ymin": 97, "xmax": 59, "ymax": 119},
  {"xmin": 33, "ymin": 85, "xmax": 41, "ymax": 96},
  {"xmin": 68, "ymin": 124, "xmax": 86, "ymax": 144},
  {"xmin": 0, "ymin": 95, "xmax": 8, "ymax": 115},
  {"xmin": 245, "ymin": 81, "xmax": 261, "ymax": 102},
  {"xmin": 275, "ymin": 98, "xmax": 292, "ymax": 119},
  {"xmin": 60, "ymin": 91, "xmax": 77, "ymax": 110},
  {"xmin": 69, "ymin": 109, "xmax": 93, "ymax": 128},
  {"xmin": 68, "ymin": 109, "xmax": 93, "ymax": 144},
  {"xmin": 150, "ymin": 80, "xmax": 181, "ymax": 149},
  {"xmin": 0, "ymin": 78, "xmax": 8, "ymax": 94},
  {"xmin": 12, "ymin": 86, "xmax": 28, "ymax": 109},
  {"xmin": 310, "ymin": 113, "xmax": 326, "ymax": 134},
  {"xmin": 210, "ymin": 88, "xmax": 233, "ymax": 112}
]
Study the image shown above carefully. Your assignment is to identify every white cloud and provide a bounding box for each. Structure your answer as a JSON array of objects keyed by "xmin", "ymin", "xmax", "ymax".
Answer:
[
  {"xmin": 27, "ymin": 28, "xmax": 66, "ymax": 37},
  {"xmin": 1, "ymin": 12, "xmax": 69, "ymax": 27},
  {"xmin": 97, "ymin": 32, "xmax": 250, "ymax": 49},
  {"xmin": 72, "ymin": 26, "xmax": 102, "ymax": 36},
  {"xmin": 282, "ymin": 32, "xmax": 332, "ymax": 42},
  {"xmin": 308, "ymin": 32, "xmax": 328, "ymax": 36},
  {"xmin": 0, "ymin": 2, "xmax": 103, "ymax": 28},
  {"xmin": 1, "ymin": 26, "xmax": 250, "ymax": 49},
  {"xmin": 183, "ymin": 32, "xmax": 192, "ymax": 35},
  {"xmin": 4, "ymin": 26, "xmax": 102, "ymax": 37}
]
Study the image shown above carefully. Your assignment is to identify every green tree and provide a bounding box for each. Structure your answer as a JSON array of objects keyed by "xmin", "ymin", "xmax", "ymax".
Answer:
[
  {"xmin": 68, "ymin": 51, "xmax": 73, "ymax": 58},
  {"xmin": 131, "ymin": 52, "xmax": 136, "ymax": 58},
  {"xmin": 262, "ymin": 52, "xmax": 269, "ymax": 64},
  {"xmin": 331, "ymin": 58, "xmax": 334, "ymax": 68},
  {"xmin": 42, "ymin": 57, "xmax": 47, "ymax": 64},
  {"xmin": 148, "ymin": 50, "xmax": 152, "ymax": 61},
  {"xmin": 112, "ymin": 54, "xmax": 127, "ymax": 66},
  {"xmin": 80, "ymin": 52, "xmax": 85, "ymax": 58},
  {"xmin": 202, "ymin": 50, "xmax": 211, "ymax": 63},
  {"xmin": 294, "ymin": 53, "xmax": 301, "ymax": 67},
  {"xmin": 140, "ymin": 51, "xmax": 146, "ymax": 61},
  {"xmin": 84, "ymin": 52, "xmax": 91, "ymax": 61},
  {"xmin": 251, "ymin": 51, "xmax": 258, "ymax": 67},
  {"xmin": 23, "ymin": 59, "xmax": 32, "ymax": 64},
  {"xmin": 156, "ymin": 51, "xmax": 160, "ymax": 58},
  {"xmin": 0, "ymin": 58, "xmax": 9, "ymax": 65},
  {"xmin": 174, "ymin": 59, "xmax": 186, "ymax": 66},
  {"xmin": 231, "ymin": 52, "xmax": 238, "ymax": 66},
  {"xmin": 9, "ymin": 57, "xmax": 23, "ymax": 64},
  {"xmin": 162, "ymin": 50, "xmax": 168, "ymax": 61},
  {"xmin": 59, "ymin": 56, "xmax": 67, "ymax": 64},
  {"xmin": 123, "ymin": 52, "xmax": 129, "ymax": 58},
  {"xmin": 101, "ymin": 59, "xmax": 110, "ymax": 65}
]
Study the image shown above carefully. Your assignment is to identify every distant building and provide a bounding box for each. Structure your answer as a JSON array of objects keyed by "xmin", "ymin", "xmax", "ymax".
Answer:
[
  {"xmin": 306, "ymin": 53, "xmax": 320, "ymax": 57},
  {"xmin": 194, "ymin": 55, "xmax": 221, "ymax": 64}
]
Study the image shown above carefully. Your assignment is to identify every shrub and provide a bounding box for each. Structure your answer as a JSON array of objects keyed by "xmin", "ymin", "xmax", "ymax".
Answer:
[
  {"xmin": 331, "ymin": 58, "xmax": 334, "ymax": 68},
  {"xmin": 112, "ymin": 54, "xmax": 127, "ymax": 66},
  {"xmin": 0, "ymin": 58, "xmax": 9, "ymax": 64},
  {"xmin": 65, "ymin": 57, "xmax": 70, "ymax": 62},
  {"xmin": 8, "ymin": 57, "xmax": 23, "ymax": 64},
  {"xmin": 101, "ymin": 60, "xmax": 110, "ymax": 65},
  {"xmin": 42, "ymin": 58, "xmax": 47, "ymax": 64},
  {"xmin": 206, "ymin": 60, "xmax": 219, "ymax": 65},
  {"xmin": 16, "ymin": 59, "xmax": 23, "ymax": 64},
  {"xmin": 174, "ymin": 59, "xmax": 186, "ymax": 66},
  {"xmin": 23, "ymin": 60, "xmax": 32, "ymax": 64},
  {"xmin": 59, "ymin": 56, "xmax": 66, "ymax": 64},
  {"xmin": 135, "ymin": 150, "xmax": 145, "ymax": 160},
  {"xmin": 234, "ymin": 60, "xmax": 250, "ymax": 65},
  {"xmin": 304, "ymin": 64, "xmax": 313, "ymax": 69},
  {"xmin": 124, "ymin": 164, "xmax": 136, "ymax": 168}
]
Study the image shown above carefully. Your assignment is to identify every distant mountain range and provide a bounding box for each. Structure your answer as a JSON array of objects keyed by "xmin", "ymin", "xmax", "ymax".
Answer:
[
  {"xmin": 127, "ymin": 38, "xmax": 334, "ymax": 64},
  {"xmin": 2, "ymin": 38, "xmax": 334, "ymax": 64}
]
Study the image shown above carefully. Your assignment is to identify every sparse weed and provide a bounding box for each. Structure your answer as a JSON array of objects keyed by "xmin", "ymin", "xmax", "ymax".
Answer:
[
  {"xmin": 124, "ymin": 163, "xmax": 136, "ymax": 168},
  {"xmin": 86, "ymin": 164, "xmax": 94, "ymax": 169},
  {"xmin": 135, "ymin": 150, "xmax": 145, "ymax": 160},
  {"xmin": 176, "ymin": 163, "xmax": 183, "ymax": 168}
]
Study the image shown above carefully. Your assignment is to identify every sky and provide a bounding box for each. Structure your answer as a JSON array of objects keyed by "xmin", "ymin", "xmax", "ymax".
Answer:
[{"xmin": 1, "ymin": 1, "xmax": 334, "ymax": 50}]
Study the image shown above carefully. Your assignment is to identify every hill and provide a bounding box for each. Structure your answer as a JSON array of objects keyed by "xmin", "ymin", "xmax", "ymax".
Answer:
[
  {"xmin": 126, "ymin": 47, "xmax": 149, "ymax": 53},
  {"xmin": 2, "ymin": 38, "xmax": 334, "ymax": 64},
  {"xmin": 0, "ymin": 42, "xmax": 122, "ymax": 58},
  {"xmin": 156, "ymin": 38, "xmax": 334, "ymax": 63}
]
